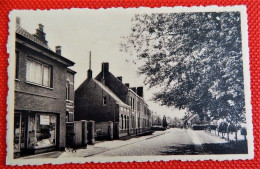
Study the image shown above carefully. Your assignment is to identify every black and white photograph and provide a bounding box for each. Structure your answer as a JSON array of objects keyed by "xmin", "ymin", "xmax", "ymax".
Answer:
[{"xmin": 6, "ymin": 6, "xmax": 253, "ymax": 165}]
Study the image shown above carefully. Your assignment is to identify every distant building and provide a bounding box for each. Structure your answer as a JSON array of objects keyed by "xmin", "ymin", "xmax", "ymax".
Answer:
[
  {"xmin": 153, "ymin": 116, "xmax": 162, "ymax": 126},
  {"xmin": 74, "ymin": 62, "xmax": 152, "ymax": 138},
  {"xmin": 14, "ymin": 19, "xmax": 75, "ymax": 157}
]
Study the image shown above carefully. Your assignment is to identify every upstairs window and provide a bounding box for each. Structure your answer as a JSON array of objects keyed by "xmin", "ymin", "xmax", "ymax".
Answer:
[
  {"xmin": 66, "ymin": 81, "xmax": 70, "ymax": 100},
  {"xmin": 103, "ymin": 96, "xmax": 107, "ymax": 106},
  {"xmin": 26, "ymin": 58, "xmax": 52, "ymax": 87}
]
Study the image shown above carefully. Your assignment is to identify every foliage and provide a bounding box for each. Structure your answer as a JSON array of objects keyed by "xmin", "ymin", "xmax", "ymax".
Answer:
[{"xmin": 120, "ymin": 12, "xmax": 246, "ymax": 125}]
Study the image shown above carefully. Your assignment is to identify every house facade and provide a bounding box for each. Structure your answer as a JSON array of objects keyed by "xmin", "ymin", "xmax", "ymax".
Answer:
[
  {"xmin": 75, "ymin": 62, "xmax": 152, "ymax": 138},
  {"xmin": 14, "ymin": 21, "xmax": 75, "ymax": 158}
]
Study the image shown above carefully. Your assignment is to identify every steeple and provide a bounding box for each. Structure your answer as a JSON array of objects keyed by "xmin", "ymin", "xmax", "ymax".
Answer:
[{"xmin": 87, "ymin": 51, "xmax": 92, "ymax": 79}]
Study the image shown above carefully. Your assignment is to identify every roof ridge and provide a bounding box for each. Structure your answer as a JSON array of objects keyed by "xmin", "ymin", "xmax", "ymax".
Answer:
[{"xmin": 93, "ymin": 79, "xmax": 130, "ymax": 108}]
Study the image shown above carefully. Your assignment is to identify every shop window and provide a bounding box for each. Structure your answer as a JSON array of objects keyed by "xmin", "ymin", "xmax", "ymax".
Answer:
[
  {"xmin": 14, "ymin": 113, "xmax": 21, "ymax": 152},
  {"xmin": 34, "ymin": 114, "xmax": 57, "ymax": 148},
  {"xmin": 26, "ymin": 58, "xmax": 52, "ymax": 87}
]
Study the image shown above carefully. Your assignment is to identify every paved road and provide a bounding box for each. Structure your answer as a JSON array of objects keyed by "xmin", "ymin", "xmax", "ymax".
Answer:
[
  {"xmin": 92, "ymin": 128, "xmax": 227, "ymax": 156},
  {"xmin": 22, "ymin": 128, "xmax": 247, "ymax": 159}
]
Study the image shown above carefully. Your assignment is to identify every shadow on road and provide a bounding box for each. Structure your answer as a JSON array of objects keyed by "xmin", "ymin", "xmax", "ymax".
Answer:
[{"xmin": 160, "ymin": 140, "xmax": 248, "ymax": 155}]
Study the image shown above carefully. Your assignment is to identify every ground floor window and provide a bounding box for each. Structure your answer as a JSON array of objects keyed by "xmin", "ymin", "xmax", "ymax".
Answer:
[
  {"xmin": 120, "ymin": 114, "xmax": 123, "ymax": 129},
  {"xmin": 35, "ymin": 114, "xmax": 57, "ymax": 148},
  {"xmin": 14, "ymin": 113, "xmax": 21, "ymax": 152},
  {"xmin": 14, "ymin": 112, "xmax": 57, "ymax": 152}
]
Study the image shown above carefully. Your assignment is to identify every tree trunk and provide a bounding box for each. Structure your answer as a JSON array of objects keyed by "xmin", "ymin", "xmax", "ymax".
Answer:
[
  {"xmin": 227, "ymin": 132, "xmax": 229, "ymax": 141},
  {"xmin": 235, "ymin": 131, "xmax": 238, "ymax": 142},
  {"xmin": 244, "ymin": 135, "xmax": 246, "ymax": 141},
  {"xmin": 222, "ymin": 132, "xmax": 223, "ymax": 138}
]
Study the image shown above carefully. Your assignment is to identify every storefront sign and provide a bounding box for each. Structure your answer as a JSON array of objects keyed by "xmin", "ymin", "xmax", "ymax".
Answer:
[{"xmin": 40, "ymin": 115, "xmax": 50, "ymax": 125}]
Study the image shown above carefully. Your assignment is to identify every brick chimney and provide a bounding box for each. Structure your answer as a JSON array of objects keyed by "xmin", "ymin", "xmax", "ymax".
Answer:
[
  {"xmin": 102, "ymin": 62, "xmax": 109, "ymax": 72},
  {"xmin": 55, "ymin": 46, "xmax": 61, "ymax": 55},
  {"xmin": 117, "ymin": 76, "xmax": 122, "ymax": 82},
  {"xmin": 125, "ymin": 83, "xmax": 130, "ymax": 88},
  {"xmin": 34, "ymin": 24, "xmax": 48, "ymax": 45},
  {"xmin": 137, "ymin": 87, "xmax": 144, "ymax": 97}
]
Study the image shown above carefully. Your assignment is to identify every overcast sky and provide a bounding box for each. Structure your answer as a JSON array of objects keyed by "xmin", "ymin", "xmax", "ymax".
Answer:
[{"xmin": 14, "ymin": 9, "xmax": 186, "ymax": 119}]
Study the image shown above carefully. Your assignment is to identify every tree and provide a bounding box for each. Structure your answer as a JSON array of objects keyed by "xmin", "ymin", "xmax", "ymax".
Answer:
[{"xmin": 120, "ymin": 12, "xmax": 245, "ymax": 125}]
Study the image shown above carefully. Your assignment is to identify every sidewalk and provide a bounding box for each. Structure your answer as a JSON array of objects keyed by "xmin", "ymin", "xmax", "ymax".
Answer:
[
  {"xmin": 21, "ymin": 130, "xmax": 168, "ymax": 159},
  {"xmin": 58, "ymin": 130, "xmax": 169, "ymax": 158}
]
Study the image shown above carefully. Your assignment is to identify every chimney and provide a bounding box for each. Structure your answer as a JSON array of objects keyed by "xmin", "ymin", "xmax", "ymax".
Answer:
[
  {"xmin": 16, "ymin": 17, "xmax": 21, "ymax": 26},
  {"xmin": 88, "ymin": 69, "xmax": 92, "ymax": 79},
  {"xmin": 55, "ymin": 46, "xmax": 61, "ymax": 55},
  {"xmin": 137, "ymin": 87, "xmax": 144, "ymax": 97},
  {"xmin": 87, "ymin": 51, "xmax": 92, "ymax": 79},
  {"xmin": 34, "ymin": 24, "xmax": 48, "ymax": 45},
  {"xmin": 102, "ymin": 62, "xmax": 109, "ymax": 72},
  {"xmin": 117, "ymin": 76, "xmax": 122, "ymax": 82},
  {"xmin": 125, "ymin": 83, "xmax": 129, "ymax": 88},
  {"xmin": 130, "ymin": 87, "xmax": 136, "ymax": 93}
]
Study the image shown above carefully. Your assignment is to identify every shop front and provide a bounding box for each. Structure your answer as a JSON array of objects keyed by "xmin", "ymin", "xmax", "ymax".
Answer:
[{"xmin": 14, "ymin": 111, "xmax": 58, "ymax": 158}]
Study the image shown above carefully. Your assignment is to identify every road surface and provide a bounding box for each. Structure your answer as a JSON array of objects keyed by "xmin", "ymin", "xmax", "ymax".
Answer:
[{"xmin": 91, "ymin": 128, "xmax": 234, "ymax": 156}]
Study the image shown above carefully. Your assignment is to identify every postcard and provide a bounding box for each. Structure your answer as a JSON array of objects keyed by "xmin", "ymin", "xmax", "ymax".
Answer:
[{"xmin": 6, "ymin": 6, "xmax": 253, "ymax": 165}]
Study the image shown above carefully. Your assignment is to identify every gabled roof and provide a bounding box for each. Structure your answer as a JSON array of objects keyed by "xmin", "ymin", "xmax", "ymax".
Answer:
[
  {"xmin": 93, "ymin": 79, "xmax": 130, "ymax": 108},
  {"xmin": 16, "ymin": 25, "xmax": 52, "ymax": 50}
]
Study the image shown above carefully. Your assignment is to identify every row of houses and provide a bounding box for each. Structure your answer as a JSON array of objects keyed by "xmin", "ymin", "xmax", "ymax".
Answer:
[
  {"xmin": 13, "ymin": 20, "xmax": 152, "ymax": 158},
  {"xmin": 75, "ymin": 61, "xmax": 152, "ymax": 138}
]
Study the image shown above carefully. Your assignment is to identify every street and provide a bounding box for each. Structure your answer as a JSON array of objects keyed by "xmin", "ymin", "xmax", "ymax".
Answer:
[
  {"xmin": 90, "ymin": 128, "xmax": 228, "ymax": 156},
  {"xmin": 22, "ymin": 128, "xmax": 247, "ymax": 159}
]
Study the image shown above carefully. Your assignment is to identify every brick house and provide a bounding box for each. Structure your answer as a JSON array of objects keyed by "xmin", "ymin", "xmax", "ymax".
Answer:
[
  {"xmin": 14, "ymin": 20, "xmax": 75, "ymax": 157},
  {"xmin": 75, "ymin": 62, "xmax": 152, "ymax": 138}
]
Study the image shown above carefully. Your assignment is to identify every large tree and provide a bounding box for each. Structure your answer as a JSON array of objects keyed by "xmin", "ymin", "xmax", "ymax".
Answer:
[{"xmin": 120, "ymin": 12, "xmax": 245, "ymax": 124}]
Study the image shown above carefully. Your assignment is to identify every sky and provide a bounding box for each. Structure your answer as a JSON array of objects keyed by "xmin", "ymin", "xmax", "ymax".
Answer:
[{"xmin": 14, "ymin": 9, "xmax": 186, "ymax": 119}]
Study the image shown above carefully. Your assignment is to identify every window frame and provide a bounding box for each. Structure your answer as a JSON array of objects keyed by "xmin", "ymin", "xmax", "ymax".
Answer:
[
  {"xmin": 103, "ymin": 96, "xmax": 107, "ymax": 106},
  {"xmin": 66, "ymin": 81, "xmax": 70, "ymax": 100},
  {"xmin": 26, "ymin": 57, "xmax": 53, "ymax": 88}
]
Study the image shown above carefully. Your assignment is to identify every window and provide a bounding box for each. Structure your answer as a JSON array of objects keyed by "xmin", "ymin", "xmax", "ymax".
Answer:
[
  {"xmin": 15, "ymin": 51, "xmax": 19, "ymax": 79},
  {"xmin": 26, "ymin": 58, "xmax": 52, "ymax": 87},
  {"xmin": 133, "ymin": 98, "xmax": 135, "ymax": 110},
  {"xmin": 124, "ymin": 115, "xmax": 127, "ymax": 129},
  {"xmin": 14, "ymin": 113, "xmax": 21, "ymax": 152},
  {"xmin": 66, "ymin": 81, "xmax": 70, "ymax": 100},
  {"xmin": 121, "ymin": 114, "xmax": 124, "ymax": 129},
  {"xmin": 34, "ymin": 114, "xmax": 57, "ymax": 148},
  {"xmin": 103, "ymin": 96, "xmax": 107, "ymax": 106}
]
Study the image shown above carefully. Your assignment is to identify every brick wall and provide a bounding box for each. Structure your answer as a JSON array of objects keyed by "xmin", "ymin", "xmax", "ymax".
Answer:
[{"xmin": 74, "ymin": 79, "xmax": 117, "ymax": 122}]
